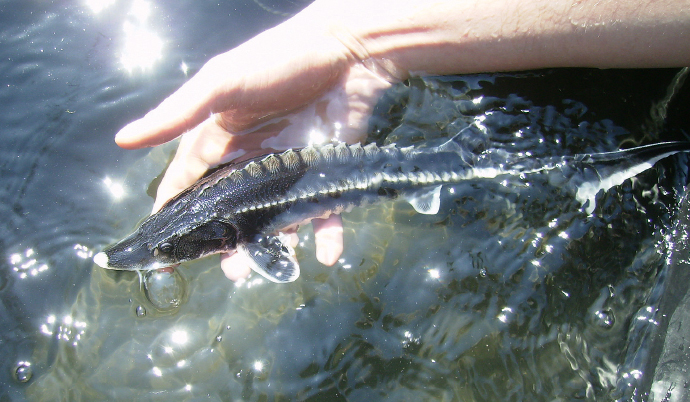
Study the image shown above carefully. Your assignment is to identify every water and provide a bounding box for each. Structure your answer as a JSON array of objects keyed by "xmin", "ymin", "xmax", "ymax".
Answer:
[{"xmin": 1, "ymin": 1, "xmax": 689, "ymax": 401}]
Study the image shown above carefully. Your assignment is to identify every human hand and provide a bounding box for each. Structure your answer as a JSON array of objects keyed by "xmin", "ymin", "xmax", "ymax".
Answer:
[{"xmin": 114, "ymin": 5, "xmax": 395, "ymax": 281}]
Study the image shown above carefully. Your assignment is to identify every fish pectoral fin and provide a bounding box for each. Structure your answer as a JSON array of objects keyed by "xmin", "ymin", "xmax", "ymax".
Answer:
[
  {"xmin": 239, "ymin": 234, "xmax": 300, "ymax": 283},
  {"xmin": 406, "ymin": 185, "xmax": 442, "ymax": 215}
]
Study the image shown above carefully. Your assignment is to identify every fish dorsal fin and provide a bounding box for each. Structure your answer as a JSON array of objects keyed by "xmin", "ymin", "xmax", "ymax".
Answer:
[
  {"xmin": 239, "ymin": 234, "xmax": 300, "ymax": 283},
  {"xmin": 407, "ymin": 185, "xmax": 442, "ymax": 215}
]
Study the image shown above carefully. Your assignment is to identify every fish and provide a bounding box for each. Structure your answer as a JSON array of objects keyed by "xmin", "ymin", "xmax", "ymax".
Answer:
[{"xmin": 93, "ymin": 135, "xmax": 690, "ymax": 283}]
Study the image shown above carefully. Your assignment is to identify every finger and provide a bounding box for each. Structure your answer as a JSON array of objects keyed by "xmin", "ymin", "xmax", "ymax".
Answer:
[
  {"xmin": 115, "ymin": 59, "xmax": 235, "ymax": 149},
  {"xmin": 313, "ymin": 214, "xmax": 344, "ymax": 266},
  {"xmin": 220, "ymin": 251, "xmax": 252, "ymax": 282},
  {"xmin": 287, "ymin": 231, "xmax": 299, "ymax": 248},
  {"xmin": 152, "ymin": 143, "xmax": 209, "ymax": 213},
  {"xmin": 151, "ymin": 119, "xmax": 239, "ymax": 213}
]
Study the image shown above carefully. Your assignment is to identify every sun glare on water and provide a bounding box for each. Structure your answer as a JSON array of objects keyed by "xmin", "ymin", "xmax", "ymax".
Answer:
[
  {"xmin": 120, "ymin": 0, "xmax": 163, "ymax": 73},
  {"xmin": 84, "ymin": 0, "xmax": 164, "ymax": 73}
]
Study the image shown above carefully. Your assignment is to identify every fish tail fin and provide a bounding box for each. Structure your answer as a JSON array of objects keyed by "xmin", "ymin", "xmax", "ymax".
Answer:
[
  {"xmin": 580, "ymin": 141, "xmax": 690, "ymax": 165},
  {"xmin": 570, "ymin": 141, "xmax": 690, "ymax": 212}
]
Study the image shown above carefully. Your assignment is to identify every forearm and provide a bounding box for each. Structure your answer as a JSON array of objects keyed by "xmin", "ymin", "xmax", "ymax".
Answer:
[{"xmin": 298, "ymin": 0, "xmax": 690, "ymax": 79}]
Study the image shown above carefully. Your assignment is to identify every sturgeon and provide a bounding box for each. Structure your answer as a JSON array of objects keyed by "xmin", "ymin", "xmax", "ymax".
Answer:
[{"xmin": 94, "ymin": 136, "xmax": 690, "ymax": 283}]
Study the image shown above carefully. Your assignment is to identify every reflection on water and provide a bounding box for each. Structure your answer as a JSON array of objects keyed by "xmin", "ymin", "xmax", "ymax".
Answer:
[
  {"xmin": 0, "ymin": 0, "xmax": 688, "ymax": 400},
  {"xmin": 84, "ymin": 0, "xmax": 117, "ymax": 14},
  {"xmin": 9, "ymin": 249, "xmax": 49, "ymax": 280},
  {"xmin": 84, "ymin": 0, "xmax": 165, "ymax": 73},
  {"xmin": 120, "ymin": 0, "xmax": 163, "ymax": 73},
  {"xmin": 102, "ymin": 177, "xmax": 126, "ymax": 200},
  {"xmin": 38, "ymin": 314, "xmax": 88, "ymax": 348}
]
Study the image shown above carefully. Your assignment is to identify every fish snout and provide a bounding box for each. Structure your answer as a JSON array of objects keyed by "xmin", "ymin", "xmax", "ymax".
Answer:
[{"xmin": 94, "ymin": 233, "xmax": 163, "ymax": 271}]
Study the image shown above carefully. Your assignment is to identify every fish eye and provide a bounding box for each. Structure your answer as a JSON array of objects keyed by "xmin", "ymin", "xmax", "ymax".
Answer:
[{"xmin": 159, "ymin": 242, "xmax": 174, "ymax": 254}]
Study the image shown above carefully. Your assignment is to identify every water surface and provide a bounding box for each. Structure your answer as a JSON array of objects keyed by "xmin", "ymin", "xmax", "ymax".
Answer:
[{"xmin": 1, "ymin": 1, "xmax": 689, "ymax": 401}]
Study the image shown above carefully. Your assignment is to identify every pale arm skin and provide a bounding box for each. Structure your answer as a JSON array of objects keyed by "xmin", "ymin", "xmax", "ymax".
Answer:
[{"xmin": 115, "ymin": 0, "xmax": 690, "ymax": 281}]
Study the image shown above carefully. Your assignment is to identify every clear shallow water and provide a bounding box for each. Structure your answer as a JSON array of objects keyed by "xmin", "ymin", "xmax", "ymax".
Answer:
[{"xmin": 1, "ymin": 1, "xmax": 689, "ymax": 401}]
